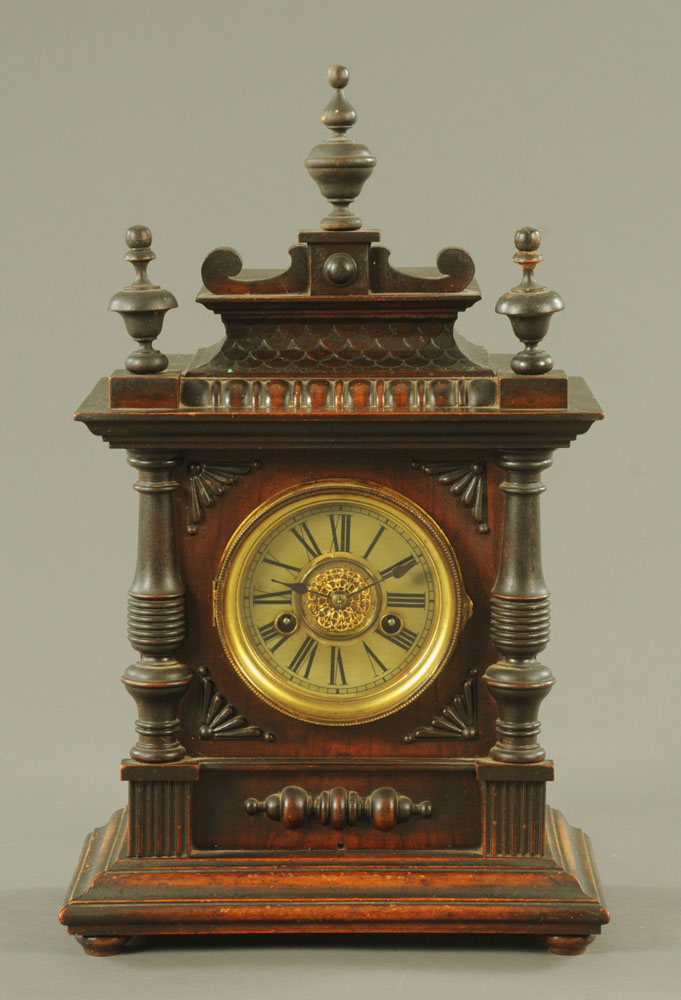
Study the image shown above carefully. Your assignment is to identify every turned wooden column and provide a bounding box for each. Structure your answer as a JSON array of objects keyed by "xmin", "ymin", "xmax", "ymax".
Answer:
[
  {"xmin": 484, "ymin": 450, "xmax": 555, "ymax": 762},
  {"xmin": 122, "ymin": 452, "xmax": 192, "ymax": 761}
]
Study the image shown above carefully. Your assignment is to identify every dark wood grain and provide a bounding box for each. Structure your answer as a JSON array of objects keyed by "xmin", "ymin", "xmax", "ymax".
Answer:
[
  {"xmin": 64, "ymin": 385, "xmax": 606, "ymax": 952},
  {"xmin": 63, "ymin": 138, "xmax": 606, "ymax": 954},
  {"xmin": 59, "ymin": 805, "xmax": 608, "ymax": 949}
]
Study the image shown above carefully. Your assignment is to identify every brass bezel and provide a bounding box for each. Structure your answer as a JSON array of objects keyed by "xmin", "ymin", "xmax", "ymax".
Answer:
[{"xmin": 214, "ymin": 479, "xmax": 471, "ymax": 725}]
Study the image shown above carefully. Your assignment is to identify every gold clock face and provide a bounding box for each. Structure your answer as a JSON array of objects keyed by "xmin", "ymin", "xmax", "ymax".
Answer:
[{"xmin": 214, "ymin": 480, "xmax": 471, "ymax": 725}]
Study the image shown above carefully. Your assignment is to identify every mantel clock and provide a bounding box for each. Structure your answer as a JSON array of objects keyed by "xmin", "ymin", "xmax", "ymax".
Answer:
[{"xmin": 60, "ymin": 66, "xmax": 609, "ymax": 956}]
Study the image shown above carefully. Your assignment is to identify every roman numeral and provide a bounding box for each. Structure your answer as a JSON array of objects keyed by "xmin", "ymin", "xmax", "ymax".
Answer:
[
  {"xmin": 362, "ymin": 525, "xmax": 385, "ymax": 560},
  {"xmin": 288, "ymin": 636, "xmax": 318, "ymax": 678},
  {"xmin": 381, "ymin": 626, "xmax": 418, "ymax": 651},
  {"xmin": 380, "ymin": 555, "xmax": 417, "ymax": 579},
  {"xmin": 362, "ymin": 641, "xmax": 387, "ymax": 677},
  {"xmin": 258, "ymin": 621, "xmax": 291, "ymax": 651},
  {"xmin": 252, "ymin": 589, "xmax": 292, "ymax": 605},
  {"xmin": 290, "ymin": 521, "xmax": 321, "ymax": 559},
  {"xmin": 329, "ymin": 513, "xmax": 352, "ymax": 552},
  {"xmin": 329, "ymin": 646, "xmax": 347, "ymax": 686},
  {"xmin": 262, "ymin": 554, "xmax": 302, "ymax": 574},
  {"xmin": 386, "ymin": 592, "xmax": 426, "ymax": 608}
]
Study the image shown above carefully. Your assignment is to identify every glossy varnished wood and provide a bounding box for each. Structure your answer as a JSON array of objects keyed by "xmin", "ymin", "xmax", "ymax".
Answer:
[
  {"xmin": 76, "ymin": 935, "xmax": 131, "ymax": 957},
  {"xmin": 63, "ymin": 359, "xmax": 607, "ymax": 954},
  {"xmin": 63, "ymin": 383, "xmax": 607, "ymax": 952},
  {"xmin": 177, "ymin": 448, "xmax": 501, "ymax": 763},
  {"xmin": 63, "ymin": 109, "xmax": 607, "ymax": 955},
  {"xmin": 59, "ymin": 804, "xmax": 608, "ymax": 950}
]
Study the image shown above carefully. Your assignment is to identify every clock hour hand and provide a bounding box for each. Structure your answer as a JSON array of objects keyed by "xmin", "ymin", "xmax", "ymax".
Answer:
[{"xmin": 272, "ymin": 579, "xmax": 329, "ymax": 600}]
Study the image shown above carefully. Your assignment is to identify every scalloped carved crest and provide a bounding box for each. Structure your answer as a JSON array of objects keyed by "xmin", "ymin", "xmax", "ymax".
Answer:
[
  {"xmin": 198, "ymin": 667, "xmax": 274, "ymax": 741},
  {"xmin": 186, "ymin": 461, "xmax": 261, "ymax": 534},
  {"xmin": 404, "ymin": 670, "xmax": 478, "ymax": 742},
  {"xmin": 414, "ymin": 460, "xmax": 489, "ymax": 533}
]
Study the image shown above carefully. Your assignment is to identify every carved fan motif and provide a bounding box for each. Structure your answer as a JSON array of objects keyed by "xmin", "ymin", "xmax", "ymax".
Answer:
[
  {"xmin": 415, "ymin": 460, "xmax": 488, "ymax": 533},
  {"xmin": 404, "ymin": 670, "xmax": 478, "ymax": 742},
  {"xmin": 198, "ymin": 667, "xmax": 274, "ymax": 741},
  {"xmin": 186, "ymin": 461, "xmax": 261, "ymax": 533}
]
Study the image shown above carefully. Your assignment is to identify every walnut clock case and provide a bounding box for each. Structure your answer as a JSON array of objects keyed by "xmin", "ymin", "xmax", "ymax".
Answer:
[{"xmin": 60, "ymin": 66, "xmax": 609, "ymax": 957}]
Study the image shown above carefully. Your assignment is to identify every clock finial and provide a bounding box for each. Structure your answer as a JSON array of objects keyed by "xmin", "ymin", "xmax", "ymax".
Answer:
[
  {"xmin": 495, "ymin": 227, "xmax": 565, "ymax": 375},
  {"xmin": 108, "ymin": 226, "xmax": 178, "ymax": 374},
  {"xmin": 304, "ymin": 65, "xmax": 376, "ymax": 231}
]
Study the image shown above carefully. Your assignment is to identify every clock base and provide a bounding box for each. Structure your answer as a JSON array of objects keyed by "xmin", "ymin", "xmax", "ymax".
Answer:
[{"xmin": 60, "ymin": 803, "xmax": 608, "ymax": 955}]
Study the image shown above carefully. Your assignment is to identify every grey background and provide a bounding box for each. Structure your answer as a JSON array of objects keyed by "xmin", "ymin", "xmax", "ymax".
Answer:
[{"xmin": 2, "ymin": 0, "xmax": 679, "ymax": 995}]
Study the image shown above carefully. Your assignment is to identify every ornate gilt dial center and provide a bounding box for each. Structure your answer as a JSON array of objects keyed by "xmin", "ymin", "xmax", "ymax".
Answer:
[{"xmin": 303, "ymin": 563, "xmax": 377, "ymax": 635}]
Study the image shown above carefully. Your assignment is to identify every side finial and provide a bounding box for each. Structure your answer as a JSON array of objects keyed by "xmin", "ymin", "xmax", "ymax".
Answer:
[
  {"xmin": 108, "ymin": 226, "xmax": 178, "ymax": 374},
  {"xmin": 495, "ymin": 228, "xmax": 564, "ymax": 375},
  {"xmin": 304, "ymin": 65, "xmax": 376, "ymax": 231}
]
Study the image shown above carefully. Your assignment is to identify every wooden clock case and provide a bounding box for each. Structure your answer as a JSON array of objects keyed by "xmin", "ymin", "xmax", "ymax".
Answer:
[{"xmin": 59, "ymin": 69, "xmax": 608, "ymax": 957}]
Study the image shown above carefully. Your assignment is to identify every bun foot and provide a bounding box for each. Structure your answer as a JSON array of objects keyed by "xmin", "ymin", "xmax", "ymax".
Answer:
[
  {"xmin": 544, "ymin": 934, "xmax": 595, "ymax": 956},
  {"xmin": 76, "ymin": 934, "xmax": 131, "ymax": 956}
]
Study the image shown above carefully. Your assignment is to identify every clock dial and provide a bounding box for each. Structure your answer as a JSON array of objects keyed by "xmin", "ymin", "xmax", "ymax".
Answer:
[{"xmin": 214, "ymin": 481, "xmax": 471, "ymax": 724}]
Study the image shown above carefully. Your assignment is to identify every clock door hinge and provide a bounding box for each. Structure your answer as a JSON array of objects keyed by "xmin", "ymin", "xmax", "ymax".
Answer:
[{"xmin": 212, "ymin": 581, "xmax": 217, "ymax": 627}]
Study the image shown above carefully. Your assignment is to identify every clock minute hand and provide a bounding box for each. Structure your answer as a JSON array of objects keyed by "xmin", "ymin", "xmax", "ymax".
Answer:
[{"xmin": 350, "ymin": 557, "xmax": 417, "ymax": 596}]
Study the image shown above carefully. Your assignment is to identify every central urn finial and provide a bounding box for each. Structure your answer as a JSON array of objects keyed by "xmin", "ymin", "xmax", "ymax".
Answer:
[{"xmin": 304, "ymin": 65, "xmax": 376, "ymax": 231}]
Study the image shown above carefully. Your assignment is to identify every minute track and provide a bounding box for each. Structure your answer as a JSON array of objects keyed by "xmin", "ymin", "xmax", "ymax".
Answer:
[
  {"xmin": 386, "ymin": 592, "xmax": 427, "ymax": 608},
  {"xmin": 252, "ymin": 589, "xmax": 293, "ymax": 605}
]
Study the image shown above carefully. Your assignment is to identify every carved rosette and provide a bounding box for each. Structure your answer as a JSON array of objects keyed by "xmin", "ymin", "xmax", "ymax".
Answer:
[
  {"xmin": 198, "ymin": 666, "xmax": 273, "ymax": 741},
  {"xmin": 414, "ymin": 460, "xmax": 489, "ymax": 532},
  {"xmin": 404, "ymin": 670, "xmax": 478, "ymax": 742},
  {"xmin": 186, "ymin": 461, "xmax": 262, "ymax": 533}
]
